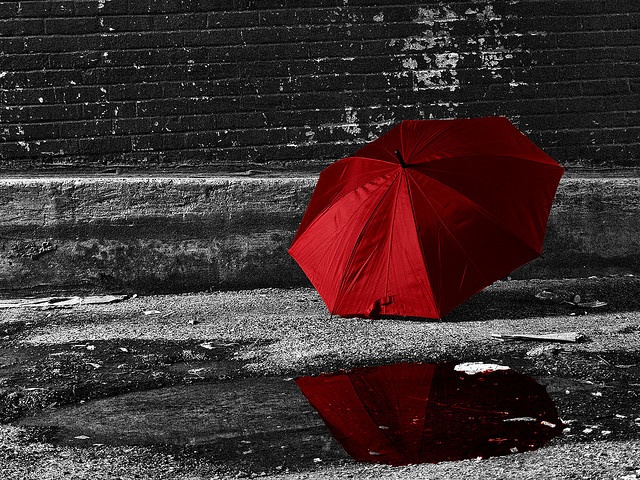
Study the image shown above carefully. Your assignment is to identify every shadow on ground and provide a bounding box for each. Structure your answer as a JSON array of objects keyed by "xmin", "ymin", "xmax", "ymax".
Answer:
[{"xmin": 443, "ymin": 276, "xmax": 640, "ymax": 322}]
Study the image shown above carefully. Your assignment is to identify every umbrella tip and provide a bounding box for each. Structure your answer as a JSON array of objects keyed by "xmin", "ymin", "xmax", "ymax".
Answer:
[{"xmin": 395, "ymin": 150, "xmax": 407, "ymax": 168}]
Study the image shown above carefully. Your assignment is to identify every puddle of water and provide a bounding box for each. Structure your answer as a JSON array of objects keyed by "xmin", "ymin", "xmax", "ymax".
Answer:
[
  {"xmin": 16, "ymin": 377, "xmax": 349, "ymax": 471},
  {"xmin": 296, "ymin": 362, "xmax": 563, "ymax": 466},
  {"xmin": 15, "ymin": 361, "xmax": 563, "ymax": 472}
]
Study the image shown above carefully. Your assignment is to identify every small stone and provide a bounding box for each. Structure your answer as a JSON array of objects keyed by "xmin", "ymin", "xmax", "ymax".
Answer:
[{"xmin": 526, "ymin": 344, "xmax": 562, "ymax": 357}]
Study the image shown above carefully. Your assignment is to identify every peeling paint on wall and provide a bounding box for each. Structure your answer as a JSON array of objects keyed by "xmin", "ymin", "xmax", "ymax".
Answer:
[
  {"xmin": 397, "ymin": 1, "xmax": 536, "ymax": 93},
  {"xmin": 340, "ymin": 106, "xmax": 361, "ymax": 136}
]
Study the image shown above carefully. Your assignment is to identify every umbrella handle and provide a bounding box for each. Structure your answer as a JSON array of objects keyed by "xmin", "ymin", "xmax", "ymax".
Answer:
[{"xmin": 395, "ymin": 150, "xmax": 407, "ymax": 168}]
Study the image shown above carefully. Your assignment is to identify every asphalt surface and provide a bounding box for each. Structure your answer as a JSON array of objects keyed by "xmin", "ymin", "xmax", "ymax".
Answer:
[{"xmin": 1, "ymin": 275, "xmax": 639, "ymax": 479}]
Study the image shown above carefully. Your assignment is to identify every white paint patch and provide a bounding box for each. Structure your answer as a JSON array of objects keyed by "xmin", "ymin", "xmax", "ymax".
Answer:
[
  {"xmin": 17, "ymin": 141, "xmax": 30, "ymax": 152},
  {"xmin": 413, "ymin": 69, "xmax": 459, "ymax": 91},
  {"xmin": 403, "ymin": 36, "xmax": 430, "ymax": 51},
  {"xmin": 340, "ymin": 106, "xmax": 361, "ymax": 136},
  {"xmin": 435, "ymin": 52, "xmax": 459, "ymax": 69},
  {"xmin": 454, "ymin": 362, "xmax": 511, "ymax": 375},
  {"xmin": 373, "ymin": 13, "xmax": 384, "ymax": 22},
  {"xmin": 481, "ymin": 50, "xmax": 503, "ymax": 68},
  {"xmin": 478, "ymin": 4, "xmax": 501, "ymax": 23},
  {"xmin": 414, "ymin": 6, "xmax": 457, "ymax": 26},
  {"xmin": 396, "ymin": 1, "xmax": 537, "ymax": 93},
  {"xmin": 0, "ymin": 72, "xmax": 7, "ymax": 78},
  {"xmin": 480, "ymin": 50, "xmax": 507, "ymax": 78},
  {"xmin": 402, "ymin": 58, "xmax": 418, "ymax": 69},
  {"xmin": 97, "ymin": 0, "xmax": 111, "ymax": 9}
]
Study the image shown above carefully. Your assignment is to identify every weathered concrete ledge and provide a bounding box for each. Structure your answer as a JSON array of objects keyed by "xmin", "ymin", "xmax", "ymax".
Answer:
[{"xmin": 0, "ymin": 172, "xmax": 638, "ymax": 296}]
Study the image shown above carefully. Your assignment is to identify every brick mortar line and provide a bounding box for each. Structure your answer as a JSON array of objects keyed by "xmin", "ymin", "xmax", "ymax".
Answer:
[
  {"xmin": 4, "ymin": 5, "xmax": 640, "ymax": 19},
  {"xmin": 5, "ymin": 141, "xmax": 640, "ymax": 157},
  {"xmin": 3, "ymin": 14, "xmax": 638, "ymax": 28},
  {"xmin": 4, "ymin": 89, "xmax": 639, "ymax": 111},
  {"xmin": 13, "ymin": 121, "xmax": 640, "ymax": 151},
  {"xmin": 3, "ymin": 123, "xmax": 640, "ymax": 142},
  {"xmin": 4, "ymin": 108, "xmax": 639, "ymax": 129},
  {"xmin": 6, "ymin": 50, "xmax": 640, "ymax": 74},
  {"xmin": 4, "ymin": 48, "xmax": 640, "ymax": 67},
  {"xmin": 3, "ymin": 108, "xmax": 639, "ymax": 130},
  {"xmin": 2, "ymin": 25, "xmax": 638, "ymax": 41},
  {"xmin": 0, "ymin": 76, "xmax": 634, "ymax": 93},
  {"xmin": 3, "ymin": 66, "xmax": 638, "ymax": 89},
  {"xmin": 1, "ymin": 89, "xmax": 635, "ymax": 109}
]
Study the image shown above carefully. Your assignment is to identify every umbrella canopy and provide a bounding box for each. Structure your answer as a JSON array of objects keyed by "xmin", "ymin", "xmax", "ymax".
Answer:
[
  {"xmin": 295, "ymin": 362, "xmax": 563, "ymax": 466},
  {"xmin": 289, "ymin": 117, "xmax": 564, "ymax": 319}
]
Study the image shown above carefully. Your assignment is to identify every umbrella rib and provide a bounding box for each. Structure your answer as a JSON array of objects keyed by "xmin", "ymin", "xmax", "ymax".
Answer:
[
  {"xmin": 292, "ymin": 167, "xmax": 394, "ymax": 251},
  {"xmin": 334, "ymin": 172, "xmax": 401, "ymax": 313},
  {"xmin": 406, "ymin": 173, "xmax": 491, "ymax": 289},
  {"xmin": 346, "ymin": 373, "xmax": 404, "ymax": 459},
  {"xmin": 383, "ymin": 173, "xmax": 402, "ymax": 306},
  {"xmin": 402, "ymin": 173, "xmax": 440, "ymax": 317},
  {"xmin": 293, "ymin": 163, "xmax": 398, "ymax": 242},
  {"xmin": 405, "ymin": 121, "xmax": 454, "ymax": 164}
]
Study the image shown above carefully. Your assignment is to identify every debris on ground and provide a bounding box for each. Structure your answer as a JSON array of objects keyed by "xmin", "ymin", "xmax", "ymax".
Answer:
[
  {"xmin": 534, "ymin": 290, "xmax": 608, "ymax": 308},
  {"xmin": 491, "ymin": 332, "xmax": 587, "ymax": 343},
  {"xmin": 567, "ymin": 300, "xmax": 608, "ymax": 308},
  {"xmin": 526, "ymin": 344, "xmax": 563, "ymax": 356},
  {"xmin": 535, "ymin": 290, "xmax": 581, "ymax": 304},
  {"xmin": 0, "ymin": 294, "xmax": 130, "ymax": 309}
]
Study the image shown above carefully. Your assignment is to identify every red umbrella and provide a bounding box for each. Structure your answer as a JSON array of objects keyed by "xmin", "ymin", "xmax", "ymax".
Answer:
[
  {"xmin": 295, "ymin": 362, "xmax": 563, "ymax": 466},
  {"xmin": 289, "ymin": 117, "xmax": 564, "ymax": 319}
]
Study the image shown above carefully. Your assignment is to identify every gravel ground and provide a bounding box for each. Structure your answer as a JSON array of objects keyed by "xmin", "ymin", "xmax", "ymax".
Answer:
[{"xmin": 1, "ymin": 276, "xmax": 640, "ymax": 479}]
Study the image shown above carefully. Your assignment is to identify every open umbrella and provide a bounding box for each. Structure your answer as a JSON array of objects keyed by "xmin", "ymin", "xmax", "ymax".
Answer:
[
  {"xmin": 289, "ymin": 117, "xmax": 564, "ymax": 318},
  {"xmin": 295, "ymin": 362, "xmax": 563, "ymax": 466}
]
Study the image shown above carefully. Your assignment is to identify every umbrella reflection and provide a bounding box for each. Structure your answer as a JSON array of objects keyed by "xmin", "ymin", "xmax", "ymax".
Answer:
[{"xmin": 296, "ymin": 362, "xmax": 563, "ymax": 466}]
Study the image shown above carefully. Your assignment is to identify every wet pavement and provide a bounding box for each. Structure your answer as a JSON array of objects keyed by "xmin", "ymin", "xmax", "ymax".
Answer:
[
  {"xmin": 1, "ymin": 277, "xmax": 640, "ymax": 479},
  {"xmin": 13, "ymin": 360, "xmax": 567, "ymax": 471}
]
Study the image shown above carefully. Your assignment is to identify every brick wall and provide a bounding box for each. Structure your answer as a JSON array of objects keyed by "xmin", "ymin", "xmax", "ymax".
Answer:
[{"xmin": 1, "ymin": 0, "xmax": 639, "ymax": 172}]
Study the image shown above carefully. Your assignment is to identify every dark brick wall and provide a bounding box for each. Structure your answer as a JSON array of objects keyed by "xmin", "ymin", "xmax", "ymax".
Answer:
[{"xmin": 1, "ymin": 0, "xmax": 639, "ymax": 172}]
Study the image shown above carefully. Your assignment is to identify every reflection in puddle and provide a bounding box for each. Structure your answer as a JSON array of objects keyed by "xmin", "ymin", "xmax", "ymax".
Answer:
[
  {"xmin": 15, "ymin": 361, "xmax": 563, "ymax": 472},
  {"xmin": 296, "ymin": 362, "xmax": 563, "ymax": 466}
]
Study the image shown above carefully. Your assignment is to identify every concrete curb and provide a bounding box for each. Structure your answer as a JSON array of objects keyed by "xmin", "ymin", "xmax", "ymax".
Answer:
[{"xmin": 0, "ymin": 173, "xmax": 638, "ymax": 296}]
